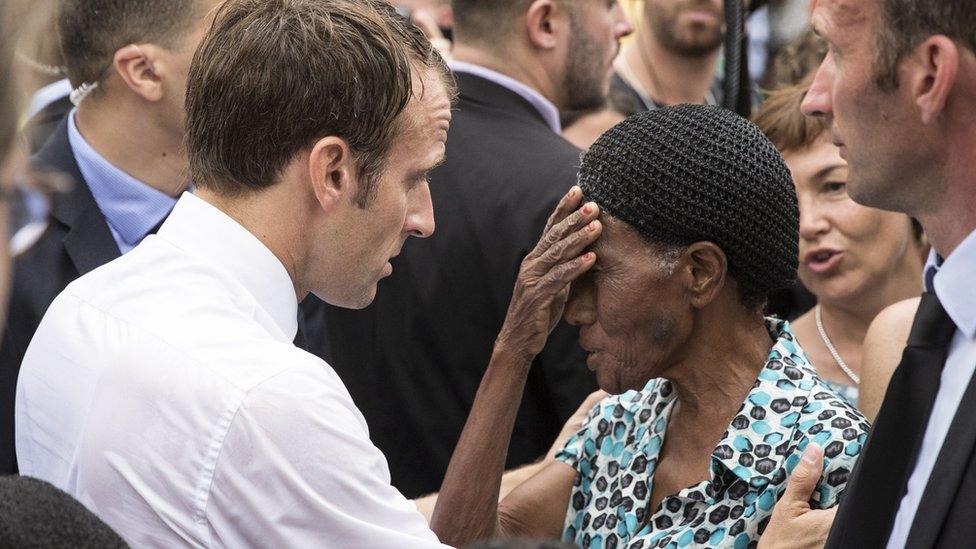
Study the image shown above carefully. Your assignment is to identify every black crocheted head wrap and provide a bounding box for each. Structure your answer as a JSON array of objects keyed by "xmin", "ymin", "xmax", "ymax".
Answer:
[{"xmin": 578, "ymin": 104, "xmax": 799, "ymax": 300}]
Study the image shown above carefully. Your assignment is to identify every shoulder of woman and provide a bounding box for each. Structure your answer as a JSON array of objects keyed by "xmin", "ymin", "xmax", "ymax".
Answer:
[
  {"xmin": 863, "ymin": 297, "xmax": 921, "ymax": 382},
  {"xmin": 859, "ymin": 297, "xmax": 922, "ymax": 421}
]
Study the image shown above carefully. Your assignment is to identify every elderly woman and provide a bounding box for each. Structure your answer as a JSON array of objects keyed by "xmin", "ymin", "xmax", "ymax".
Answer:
[
  {"xmin": 433, "ymin": 105, "xmax": 869, "ymax": 548},
  {"xmin": 753, "ymin": 84, "xmax": 926, "ymax": 410}
]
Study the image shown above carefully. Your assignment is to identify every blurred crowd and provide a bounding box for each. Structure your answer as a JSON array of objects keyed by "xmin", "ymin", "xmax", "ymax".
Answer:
[{"xmin": 0, "ymin": 0, "xmax": 974, "ymax": 548}]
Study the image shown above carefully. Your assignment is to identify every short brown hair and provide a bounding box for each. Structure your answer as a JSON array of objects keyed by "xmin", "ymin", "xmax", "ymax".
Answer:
[
  {"xmin": 58, "ymin": 0, "xmax": 201, "ymax": 89},
  {"xmin": 874, "ymin": 0, "xmax": 976, "ymax": 92},
  {"xmin": 451, "ymin": 0, "xmax": 532, "ymax": 46},
  {"xmin": 185, "ymin": 0, "xmax": 452, "ymax": 205},
  {"xmin": 752, "ymin": 81, "xmax": 828, "ymax": 153}
]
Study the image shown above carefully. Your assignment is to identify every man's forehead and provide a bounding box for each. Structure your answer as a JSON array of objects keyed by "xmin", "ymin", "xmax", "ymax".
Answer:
[
  {"xmin": 811, "ymin": 0, "xmax": 874, "ymax": 31},
  {"xmin": 412, "ymin": 78, "xmax": 452, "ymax": 131}
]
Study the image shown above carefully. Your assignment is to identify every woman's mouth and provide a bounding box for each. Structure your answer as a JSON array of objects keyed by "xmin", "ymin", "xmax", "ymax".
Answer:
[{"xmin": 804, "ymin": 249, "xmax": 843, "ymax": 274}]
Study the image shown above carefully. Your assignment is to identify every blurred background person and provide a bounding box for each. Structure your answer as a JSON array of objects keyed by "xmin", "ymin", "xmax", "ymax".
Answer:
[
  {"xmin": 613, "ymin": 0, "xmax": 725, "ymax": 110},
  {"xmin": 302, "ymin": 0, "xmax": 632, "ymax": 500},
  {"xmin": 9, "ymin": 0, "xmax": 70, "ymax": 153},
  {"xmin": 563, "ymin": 0, "xmax": 725, "ymax": 148},
  {"xmin": 0, "ymin": 3, "xmax": 126, "ymax": 544},
  {"xmin": 765, "ymin": 27, "xmax": 827, "ymax": 88},
  {"xmin": 754, "ymin": 83, "xmax": 925, "ymax": 407},
  {"xmin": 0, "ymin": 0, "xmax": 221, "ymax": 475},
  {"xmin": 388, "ymin": 0, "xmax": 454, "ymax": 60},
  {"xmin": 390, "ymin": 0, "xmax": 454, "ymax": 38}
]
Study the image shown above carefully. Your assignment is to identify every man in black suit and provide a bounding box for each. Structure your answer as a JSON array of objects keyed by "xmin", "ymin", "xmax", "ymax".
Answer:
[
  {"xmin": 0, "ymin": 0, "xmax": 219, "ymax": 474},
  {"xmin": 302, "ymin": 0, "xmax": 632, "ymax": 498},
  {"xmin": 758, "ymin": 0, "xmax": 976, "ymax": 547}
]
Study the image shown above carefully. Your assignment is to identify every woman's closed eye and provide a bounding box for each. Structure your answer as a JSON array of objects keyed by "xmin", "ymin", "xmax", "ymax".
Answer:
[{"xmin": 823, "ymin": 181, "xmax": 847, "ymax": 195}]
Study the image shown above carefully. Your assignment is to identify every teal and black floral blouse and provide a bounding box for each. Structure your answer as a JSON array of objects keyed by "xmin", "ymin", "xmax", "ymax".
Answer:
[{"xmin": 556, "ymin": 319, "xmax": 870, "ymax": 549}]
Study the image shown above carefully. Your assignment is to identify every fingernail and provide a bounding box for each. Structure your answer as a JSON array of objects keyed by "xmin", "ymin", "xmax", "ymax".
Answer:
[
  {"xmin": 582, "ymin": 204, "xmax": 591, "ymax": 215},
  {"xmin": 588, "ymin": 220, "xmax": 599, "ymax": 232},
  {"xmin": 802, "ymin": 444, "xmax": 821, "ymax": 464}
]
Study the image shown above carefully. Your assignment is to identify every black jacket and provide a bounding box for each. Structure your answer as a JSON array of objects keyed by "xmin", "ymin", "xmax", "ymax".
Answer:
[
  {"xmin": 301, "ymin": 72, "xmax": 597, "ymax": 498},
  {"xmin": 0, "ymin": 118, "xmax": 121, "ymax": 473}
]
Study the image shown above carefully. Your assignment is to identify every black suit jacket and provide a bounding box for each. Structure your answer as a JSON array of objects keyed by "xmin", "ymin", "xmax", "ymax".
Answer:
[
  {"xmin": 827, "ymin": 364, "xmax": 976, "ymax": 548},
  {"xmin": 301, "ymin": 72, "xmax": 597, "ymax": 498},
  {"xmin": 0, "ymin": 118, "xmax": 121, "ymax": 473}
]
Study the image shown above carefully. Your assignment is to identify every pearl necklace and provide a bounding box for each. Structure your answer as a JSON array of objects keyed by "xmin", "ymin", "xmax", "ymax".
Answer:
[{"xmin": 815, "ymin": 305, "xmax": 861, "ymax": 385}]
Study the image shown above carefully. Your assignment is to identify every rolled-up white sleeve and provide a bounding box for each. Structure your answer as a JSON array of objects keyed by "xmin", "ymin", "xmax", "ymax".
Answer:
[{"xmin": 204, "ymin": 364, "xmax": 450, "ymax": 548}]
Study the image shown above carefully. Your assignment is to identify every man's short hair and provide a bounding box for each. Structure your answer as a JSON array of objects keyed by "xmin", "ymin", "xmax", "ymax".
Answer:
[
  {"xmin": 451, "ymin": 0, "xmax": 531, "ymax": 45},
  {"xmin": 58, "ymin": 0, "xmax": 201, "ymax": 88},
  {"xmin": 185, "ymin": 0, "xmax": 452, "ymax": 205},
  {"xmin": 875, "ymin": 0, "xmax": 976, "ymax": 91},
  {"xmin": 752, "ymin": 81, "xmax": 828, "ymax": 153}
]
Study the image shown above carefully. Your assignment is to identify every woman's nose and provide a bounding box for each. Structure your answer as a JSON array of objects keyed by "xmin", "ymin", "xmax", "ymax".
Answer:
[{"xmin": 564, "ymin": 281, "xmax": 595, "ymax": 326}]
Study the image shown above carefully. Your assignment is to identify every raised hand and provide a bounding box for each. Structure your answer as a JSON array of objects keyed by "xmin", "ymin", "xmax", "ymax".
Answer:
[{"xmin": 497, "ymin": 186, "xmax": 601, "ymax": 361}]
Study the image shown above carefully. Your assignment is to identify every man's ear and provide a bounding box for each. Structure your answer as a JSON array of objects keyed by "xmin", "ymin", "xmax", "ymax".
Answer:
[
  {"xmin": 910, "ymin": 35, "xmax": 959, "ymax": 124},
  {"xmin": 679, "ymin": 242, "xmax": 728, "ymax": 309},
  {"xmin": 308, "ymin": 136, "xmax": 357, "ymax": 213},
  {"xmin": 524, "ymin": 0, "xmax": 562, "ymax": 50},
  {"xmin": 112, "ymin": 44, "xmax": 166, "ymax": 102}
]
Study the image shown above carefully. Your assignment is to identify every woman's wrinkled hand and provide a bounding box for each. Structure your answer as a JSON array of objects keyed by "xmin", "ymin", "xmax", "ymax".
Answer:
[{"xmin": 497, "ymin": 186, "xmax": 601, "ymax": 362}]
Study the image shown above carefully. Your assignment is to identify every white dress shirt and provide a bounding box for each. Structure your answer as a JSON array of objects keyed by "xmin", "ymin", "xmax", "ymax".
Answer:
[
  {"xmin": 887, "ymin": 228, "xmax": 976, "ymax": 548},
  {"xmin": 16, "ymin": 192, "xmax": 448, "ymax": 548}
]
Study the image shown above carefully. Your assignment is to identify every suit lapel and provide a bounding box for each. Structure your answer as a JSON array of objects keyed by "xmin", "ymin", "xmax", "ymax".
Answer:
[
  {"xmin": 33, "ymin": 117, "xmax": 121, "ymax": 276},
  {"xmin": 904, "ymin": 366, "xmax": 976, "ymax": 548}
]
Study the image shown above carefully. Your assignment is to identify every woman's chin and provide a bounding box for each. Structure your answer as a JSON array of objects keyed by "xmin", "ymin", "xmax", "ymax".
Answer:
[
  {"xmin": 595, "ymin": 371, "xmax": 638, "ymax": 396},
  {"xmin": 801, "ymin": 275, "xmax": 860, "ymax": 305}
]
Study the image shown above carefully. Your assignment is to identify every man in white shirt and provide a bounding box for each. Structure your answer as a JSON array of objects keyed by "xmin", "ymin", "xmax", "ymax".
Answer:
[
  {"xmin": 14, "ymin": 0, "xmax": 609, "ymax": 546},
  {"xmin": 758, "ymin": 0, "xmax": 976, "ymax": 547}
]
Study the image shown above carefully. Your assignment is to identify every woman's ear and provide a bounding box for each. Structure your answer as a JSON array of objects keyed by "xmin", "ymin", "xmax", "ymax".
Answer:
[{"xmin": 681, "ymin": 242, "xmax": 727, "ymax": 309}]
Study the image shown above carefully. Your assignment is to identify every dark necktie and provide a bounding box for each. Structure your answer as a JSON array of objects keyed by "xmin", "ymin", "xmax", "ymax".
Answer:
[{"xmin": 826, "ymin": 291, "xmax": 957, "ymax": 548}]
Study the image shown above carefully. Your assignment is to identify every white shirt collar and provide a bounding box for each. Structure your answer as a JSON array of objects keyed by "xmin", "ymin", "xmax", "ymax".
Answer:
[
  {"xmin": 927, "ymin": 228, "xmax": 976, "ymax": 339},
  {"xmin": 449, "ymin": 60, "xmax": 562, "ymax": 134},
  {"xmin": 156, "ymin": 192, "xmax": 299, "ymax": 341}
]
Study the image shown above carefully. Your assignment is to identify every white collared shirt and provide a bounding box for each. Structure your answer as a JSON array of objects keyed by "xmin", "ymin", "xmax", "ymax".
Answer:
[
  {"xmin": 887, "ymin": 228, "xmax": 976, "ymax": 548},
  {"xmin": 15, "ymin": 192, "xmax": 447, "ymax": 548}
]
